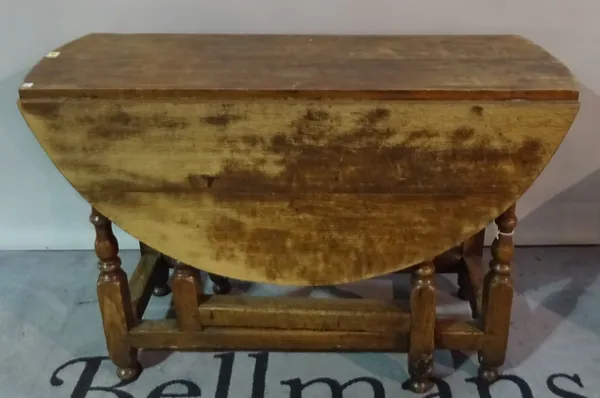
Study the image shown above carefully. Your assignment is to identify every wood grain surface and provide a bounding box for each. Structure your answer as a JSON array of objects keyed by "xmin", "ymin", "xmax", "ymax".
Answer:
[
  {"xmin": 19, "ymin": 34, "xmax": 578, "ymax": 101},
  {"xmin": 19, "ymin": 99, "xmax": 578, "ymax": 285},
  {"xmin": 196, "ymin": 295, "xmax": 410, "ymax": 332},
  {"xmin": 128, "ymin": 318, "xmax": 483, "ymax": 351}
]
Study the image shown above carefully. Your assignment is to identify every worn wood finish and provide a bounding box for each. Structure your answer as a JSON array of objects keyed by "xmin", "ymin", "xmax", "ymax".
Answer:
[
  {"xmin": 407, "ymin": 261, "xmax": 436, "ymax": 393},
  {"xmin": 20, "ymin": 34, "xmax": 578, "ymax": 101},
  {"xmin": 91, "ymin": 208, "xmax": 139, "ymax": 381},
  {"xmin": 128, "ymin": 318, "xmax": 483, "ymax": 351},
  {"xmin": 129, "ymin": 252, "xmax": 160, "ymax": 319},
  {"xmin": 129, "ymin": 320, "xmax": 408, "ymax": 351},
  {"xmin": 479, "ymin": 204, "xmax": 517, "ymax": 382},
  {"xmin": 19, "ymin": 99, "xmax": 578, "ymax": 285},
  {"xmin": 197, "ymin": 295, "xmax": 410, "ymax": 332},
  {"xmin": 18, "ymin": 34, "xmax": 581, "ymax": 385},
  {"xmin": 172, "ymin": 261, "xmax": 203, "ymax": 331}
]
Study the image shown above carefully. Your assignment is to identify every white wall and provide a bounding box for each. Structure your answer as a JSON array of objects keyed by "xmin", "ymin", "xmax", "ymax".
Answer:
[{"xmin": 1, "ymin": 0, "xmax": 600, "ymax": 250}]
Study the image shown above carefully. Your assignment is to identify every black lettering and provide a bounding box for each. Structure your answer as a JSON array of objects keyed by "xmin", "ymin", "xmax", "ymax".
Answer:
[
  {"xmin": 50, "ymin": 356, "xmax": 134, "ymax": 398},
  {"xmin": 147, "ymin": 380, "xmax": 201, "ymax": 397},
  {"xmin": 249, "ymin": 352, "xmax": 269, "ymax": 398},
  {"xmin": 424, "ymin": 377, "xmax": 453, "ymax": 398},
  {"xmin": 214, "ymin": 352, "xmax": 235, "ymax": 398},
  {"xmin": 281, "ymin": 376, "xmax": 385, "ymax": 398},
  {"xmin": 465, "ymin": 375, "xmax": 533, "ymax": 398},
  {"xmin": 547, "ymin": 373, "xmax": 587, "ymax": 398}
]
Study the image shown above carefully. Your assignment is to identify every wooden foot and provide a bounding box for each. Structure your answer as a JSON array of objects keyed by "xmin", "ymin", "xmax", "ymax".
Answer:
[
  {"xmin": 116, "ymin": 362, "xmax": 141, "ymax": 382},
  {"xmin": 152, "ymin": 256, "xmax": 171, "ymax": 297},
  {"xmin": 406, "ymin": 378, "xmax": 434, "ymax": 394},
  {"xmin": 209, "ymin": 273, "xmax": 231, "ymax": 295},
  {"xmin": 172, "ymin": 260, "xmax": 203, "ymax": 331},
  {"xmin": 153, "ymin": 284, "xmax": 171, "ymax": 297},
  {"xmin": 91, "ymin": 208, "xmax": 139, "ymax": 379},
  {"xmin": 479, "ymin": 205, "xmax": 516, "ymax": 380},
  {"xmin": 407, "ymin": 260, "xmax": 435, "ymax": 393},
  {"xmin": 477, "ymin": 355, "xmax": 500, "ymax": 382}
]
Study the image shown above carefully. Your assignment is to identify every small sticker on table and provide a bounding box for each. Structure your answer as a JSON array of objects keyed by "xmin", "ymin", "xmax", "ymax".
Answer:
[
  {"xmin": 21, "ymin": 82, "xmax": 34, "ymax": 89},
  {"xmin": 45, "ymin": 51, "xmax": 60, "ymax": 58}
]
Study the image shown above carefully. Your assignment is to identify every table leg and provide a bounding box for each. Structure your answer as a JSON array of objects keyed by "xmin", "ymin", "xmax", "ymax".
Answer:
[
  {"xmin": 139, "ymin": 242, "xmax": 171, "ymax": 297},
  {"xmin": 209, "ymin": 273, "xmax": 231, "ymax": 294},
  {"xmin": 172, "ymin": 261, "xmax": 203, "ymax": 331},
  {"xmin": 407, "ymin": 260, "xmax": 436, "ymax": 393},
  {"xmin": 90, "ymin": 208, "xmax": 140, "ymax": 381},
  {"xmin": 459, "ymin": 228, "xmax": 486, "ymax": 319},
  {"xmin": 479, "ymin": 204, "xmax": 517, "ymax": 382}
]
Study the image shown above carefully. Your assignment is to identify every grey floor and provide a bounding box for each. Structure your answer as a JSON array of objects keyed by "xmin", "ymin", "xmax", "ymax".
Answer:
[{"xmin": 0, "ymin": 247, "xmax": 599, "ymax": 398}]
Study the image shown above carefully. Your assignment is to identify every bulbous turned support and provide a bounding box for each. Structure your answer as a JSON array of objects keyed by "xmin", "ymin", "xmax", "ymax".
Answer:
[
  {"xmin": 91, "ymin": 208, "xmax": 140, "ymax": 381},
  {"xmin": 406, "ymin": 260, "xmax": 436, "ymax": 393},
  {"xmin": 479, "ymin": 204, "xmax": 517, "ymax": 382}
]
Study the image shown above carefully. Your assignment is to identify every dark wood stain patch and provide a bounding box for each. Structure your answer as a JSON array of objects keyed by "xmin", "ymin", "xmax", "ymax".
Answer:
[
  {"xmin": 23, "ymin": 102, "xmax": 191, "ymax": 148},
  {"xmin": 201, "ymin": 105, "xmax": 245, "ymax": 129},
  {"xmin": 26, "ymin": 100, "xmax": 552, "ymax": 284},
  {"xmin": 85, "ymin": 106, "xmax": 191, "ymax": 140},
  {"xmin": 203, "ymin": 114, "xmax": 243, "ymax": 128},
  {"xmin": 210, "ymin": 107, "xmax": 544, "ymax": 196},
  {"xmin": 205, "ymin": 195, "xmax": 497, "ymax": 284},
  {"xmin": 188, "ymin": 174, "xmax": 218, "ymax": 188},
  {"xmin": 87, "ymin": 108, "xmax": 142, "ymax": 140},
  {"xmin": 451, "ymin": 127, "xmax": 476, "ymax": 144},
  {"xmin": 203, "ymin": 106, "xmax": 545, "ymax": 283},
  {"xmin": 404, "ymin": 129, "xmax": 437, "ymax": 143},
  {"xmin": 471, "ymin": 105, "xmax": 484, "ymax": 116}
]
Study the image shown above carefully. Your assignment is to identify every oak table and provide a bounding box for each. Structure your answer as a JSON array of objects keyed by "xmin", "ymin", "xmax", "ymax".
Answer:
[{"xmin": 18, "ymin": 34, "xmax": 579, "ymax": 393}]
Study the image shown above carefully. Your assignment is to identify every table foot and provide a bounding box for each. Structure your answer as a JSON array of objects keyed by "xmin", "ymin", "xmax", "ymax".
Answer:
[
  {"xmin": 209, "ymin": 273, "xmax": 231, "ymax": 295},
  {"xmin": 478, "ymin": 366, "xmax": 499, "ymax": 383},
  {"xmin": 153, "ymin": 285, "xmax": 171, "ymax": 297},
  {"xmin": 116, "ymin": 362, "xmax": 141, "ymax": 382},
  {"xmin": 405, "ymin": 378, "xmax": 434, "ymax": 394}
]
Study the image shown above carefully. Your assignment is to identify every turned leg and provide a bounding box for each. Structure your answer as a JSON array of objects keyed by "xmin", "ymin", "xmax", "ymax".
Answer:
[
  {"xmin": 91, "ymin": 208, "xmax": 140, "ymax": 381},
  {"xmin": 172, "ymin": 260, "xmax": 203, "ymax": 331},
  {"xmin": 407, "ymin": 260, "xmax": 436, "ymax": 393},
  {"xmin": 479, "ymin": 204, "xmax": 517, "ymax": 382},
  {"xmin": 209, "ymin": 273, "xmax": 231, "ymax": 295},
  {"xmin": 459, "ymin": 228, "xmax": 486, "ymax": 319}
]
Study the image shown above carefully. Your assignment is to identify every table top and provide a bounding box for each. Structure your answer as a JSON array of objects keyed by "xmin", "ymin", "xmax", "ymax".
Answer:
[
  {"xmin": 18, "ymin": 34, "xmax": 580, "ymax": 285},
  {"xmin": 20, "ymin": 33, "xmax": 578, "ymax": 101}
]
